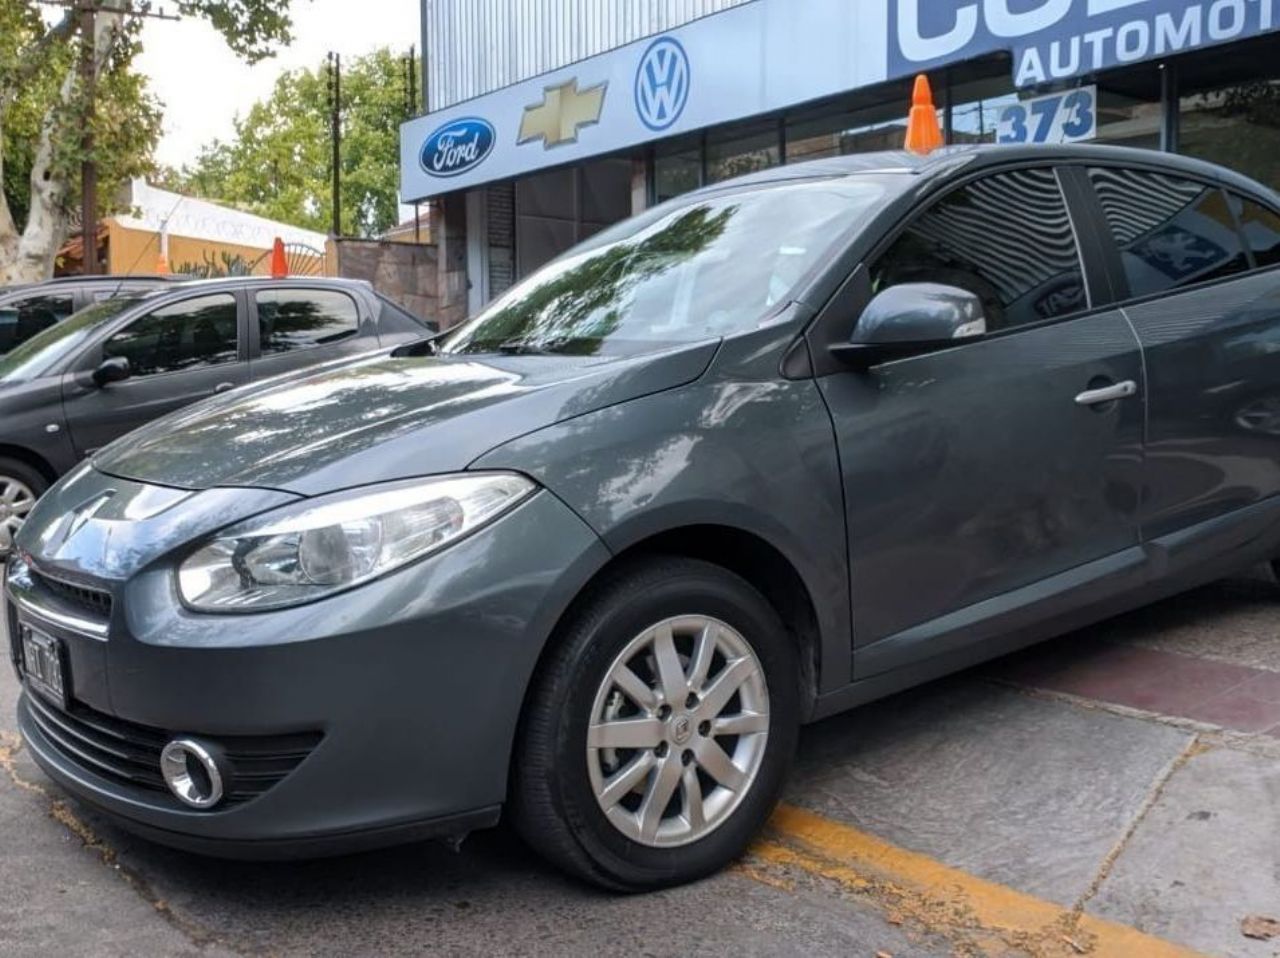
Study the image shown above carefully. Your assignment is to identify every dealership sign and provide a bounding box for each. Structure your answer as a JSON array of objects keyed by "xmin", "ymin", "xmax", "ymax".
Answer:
[
  {"xmin": 891, "ymin": 0, "xmax": 1277, "ymax": 86},
  {"xmin": 401, "ymin": 0, "xmax": 1278, "ymax": 199}
]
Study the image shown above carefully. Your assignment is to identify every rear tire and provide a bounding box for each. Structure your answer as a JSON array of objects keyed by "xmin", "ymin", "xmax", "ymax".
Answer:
[
  {"xmin": 511, "ymin": 556, "xmax": 800, "ymax": 891},
  {"xmin": 0, "ymin": 457, "xmax": 47, "ymax": 555}
]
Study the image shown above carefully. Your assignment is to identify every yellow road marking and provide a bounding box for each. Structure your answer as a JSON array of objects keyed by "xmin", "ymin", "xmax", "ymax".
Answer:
[{"xmin": 746, "ymin": 803, "xmax": 1205, "ymax": 958}]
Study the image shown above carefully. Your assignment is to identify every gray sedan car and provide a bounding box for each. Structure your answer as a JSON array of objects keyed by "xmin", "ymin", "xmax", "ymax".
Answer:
[
  {"xmin": 0, "ymin": 277, "xmax": 433, "ymax": 552},
  {"xmin": 8, "ymin": 145, "xmax": 1280, "ymax": 890}
]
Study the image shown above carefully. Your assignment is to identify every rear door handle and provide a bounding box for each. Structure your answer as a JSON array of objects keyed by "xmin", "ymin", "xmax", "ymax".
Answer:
[{"xmin": 1075, "ymin": 380, "xmax": 1138, "ymax": 406}]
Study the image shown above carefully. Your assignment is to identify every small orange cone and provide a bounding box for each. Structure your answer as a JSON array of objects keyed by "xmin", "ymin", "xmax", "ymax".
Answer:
[
  {"xmin": 154, "ymin": 253, "xmax": 170, "ymax": 275},
  {"xmin": 904, "ymin": 74, "xmax": 944, "ymax": 155},
  {"xmin": 269, "ymin": 237, "xmax": 288, "ymax": 278}
]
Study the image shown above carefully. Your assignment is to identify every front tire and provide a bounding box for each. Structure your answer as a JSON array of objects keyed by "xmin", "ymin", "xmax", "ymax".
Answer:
[
  {"xmin": 511, "ymin": 556, "xmax": 800, "ymax": 891},
  {"xmin": 0, "ymin": 457, "xmax": 46, "ymax": 555}
]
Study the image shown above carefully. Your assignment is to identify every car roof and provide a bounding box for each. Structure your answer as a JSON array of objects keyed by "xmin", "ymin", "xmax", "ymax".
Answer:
[
  {"xmin": 690, "ymin": 143, "xmax": 1278, "ymax": 203},
  {"xmin": 32, "ymin": 274, "xmax": 179, "ymax": 287}
]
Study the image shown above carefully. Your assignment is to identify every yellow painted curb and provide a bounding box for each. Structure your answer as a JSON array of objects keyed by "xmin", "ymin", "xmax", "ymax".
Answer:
[{"xmin": 748, "ymin": 803, "xmax": 1206, "ymax": 958}]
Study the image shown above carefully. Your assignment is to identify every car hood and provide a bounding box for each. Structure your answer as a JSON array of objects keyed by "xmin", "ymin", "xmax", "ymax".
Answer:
[{"xmin": 92, "ymin": 342, "xmax": 720, "ymax": 495}]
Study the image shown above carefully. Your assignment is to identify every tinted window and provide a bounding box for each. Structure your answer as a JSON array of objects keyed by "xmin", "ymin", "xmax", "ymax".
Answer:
[
  {"xmin": 441, "ymin": 177, "xmax": 894, "ymax": 358},
  {"xmin": 872, "ymin": 168, "xmax": 1086, "ymax": 331},
  {"xmin": 0, "ymin": 298, "xmax": 139, "ymax": 382},
  {"xmin": 1230, "ymin": 194, "xmax": 1280, "ymax": 269},
  {"xmin": 1089, "ymin": 168, "xmax": 1249, "ymax": 298},
  {"xmin": 256, "ymin": 289, "xmax": 360, "ymax": 355},
  {"xmin": 0, "ymin": 294, "xmax": 75, "ymax": 352},
  {"xmin": 104, "ymin": 294, "xmax": 239, "ymax": 377}
]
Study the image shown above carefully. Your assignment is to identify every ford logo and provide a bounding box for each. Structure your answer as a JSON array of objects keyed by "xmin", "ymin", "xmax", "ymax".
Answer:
[{"xmin": 419, "ymin": 117, "xmax": 495, "ymax": 178}]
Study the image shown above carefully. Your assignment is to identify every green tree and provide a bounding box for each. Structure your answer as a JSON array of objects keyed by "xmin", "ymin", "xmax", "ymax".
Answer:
[
  {"xmin": 167, "ymin": 48, "xmax": 409, "ymax": 238},
  {"xmin": 0, "ymin": 0, "xmax": 297, "ymax": 283}
]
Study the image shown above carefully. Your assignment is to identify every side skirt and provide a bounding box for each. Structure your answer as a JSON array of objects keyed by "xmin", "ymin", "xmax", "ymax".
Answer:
[{"xmin": 812, "ymin": 495, "xmax": 1280, "ymax": 723}]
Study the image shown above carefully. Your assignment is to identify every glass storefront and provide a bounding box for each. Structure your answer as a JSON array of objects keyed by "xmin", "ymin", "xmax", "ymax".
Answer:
[
  {"xmin": 1180, "ymin": 79, "xmax": 1280, "ymax": 191},
  {"xmin": 706, "ymin": 122, "xmax": 781, "ymax": 184}
]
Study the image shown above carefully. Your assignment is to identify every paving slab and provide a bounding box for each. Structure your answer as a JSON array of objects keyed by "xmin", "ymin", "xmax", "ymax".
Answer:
[
  {"xmin": 1087, "ymin": 744, "xmax": 1280, "ymax": 958},
  {"xmin": 787, "ymin": 676, "xmax": 1196, "ymax": 908}
]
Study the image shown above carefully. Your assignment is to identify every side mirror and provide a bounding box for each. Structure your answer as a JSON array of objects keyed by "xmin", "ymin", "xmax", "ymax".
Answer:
[
  {"xmin": 92, "ymin": 355, "xmax": 131, "ymax": 387},
  {"xmin": 836, "ymin": 283, "xmax": 986, "ymax": 366}
]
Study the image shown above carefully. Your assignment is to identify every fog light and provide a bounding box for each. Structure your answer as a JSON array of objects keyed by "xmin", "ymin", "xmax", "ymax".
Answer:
[{"xmin": 160, "ymin": 739, "xmax": 226, "ymax": 809}]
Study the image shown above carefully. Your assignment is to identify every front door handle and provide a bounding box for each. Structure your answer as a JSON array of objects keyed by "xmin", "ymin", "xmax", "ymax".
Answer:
[
  {"xmin": 214, "ymin": 382, "xmax": 236, "ymax": 395},
  {"xmin": 1075, "ymin": 379, "xmax": 1138, "ymax": 406}
]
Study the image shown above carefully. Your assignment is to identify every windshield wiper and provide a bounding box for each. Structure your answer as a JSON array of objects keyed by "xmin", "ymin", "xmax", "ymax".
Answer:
[{"xmin": 496, "ymin": 339, "xmax": 555, "ymax": 355}]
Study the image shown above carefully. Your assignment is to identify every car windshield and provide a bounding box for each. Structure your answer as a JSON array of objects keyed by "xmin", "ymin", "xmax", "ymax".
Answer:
[
  {"xmin": 0, "ymin": 296, "xmax": 140, "ymax": 383},
  {"xmin": 438, "ymin": 177, "xmax": 895, "ymax": 358}
]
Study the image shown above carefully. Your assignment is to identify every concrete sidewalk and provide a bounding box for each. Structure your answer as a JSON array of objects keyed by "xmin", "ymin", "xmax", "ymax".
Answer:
[{"xmin": 2, "ymin": 578, "xmax": 1279, "ymax": 957}]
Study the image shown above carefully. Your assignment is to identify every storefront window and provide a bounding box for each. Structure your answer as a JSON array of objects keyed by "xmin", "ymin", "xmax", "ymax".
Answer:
[
  {"xmin": 706, "ymin": 123, "xmax": 780, "ymax": 185},
  {"xmin": 1093, "ymin": 82, "xmax": 1162, "ymax": 150},
  {"xmin": 785, "ymin": 109, "xmax": 913, "ymax": 161},
  {"xmin": 948, "ymin": 75, "xmax": 1016, "ymax": 145},
  {"xmin": 1180, "ymin": 80, "xmax": 1280, "ymax": 192},
  {"xmin": 654, "ymin": 142, "xmax": 702, "ymax": 203}
]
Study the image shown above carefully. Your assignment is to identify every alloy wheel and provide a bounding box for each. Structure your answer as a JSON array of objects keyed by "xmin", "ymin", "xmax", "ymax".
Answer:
[
  {"xmin": 586, "ymin": 615, "xmax": 770, "ymax": 848},
  {"xmin": 0, "ymin": 475, "xmax": 36, "ymax": 555}
]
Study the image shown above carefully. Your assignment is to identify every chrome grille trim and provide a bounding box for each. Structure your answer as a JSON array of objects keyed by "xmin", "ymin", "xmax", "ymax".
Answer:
[{"xmin": 6, "ymin": 562, "xmax": 110, "ymax": 640}]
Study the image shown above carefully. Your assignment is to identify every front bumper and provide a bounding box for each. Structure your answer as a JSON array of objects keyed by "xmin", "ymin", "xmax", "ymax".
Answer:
[{"xmin": 8, "ymin": 479, "xmax": 610, "ymax": 858}]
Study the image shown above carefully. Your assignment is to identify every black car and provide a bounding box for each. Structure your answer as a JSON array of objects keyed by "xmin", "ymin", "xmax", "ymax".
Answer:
[
  {"xmin": 0, "ymin": 276, "xmax": 434, "ymax": 551},
  {"xmin": 0, "ymin": 276, "xmax": 178, "ymax": 354}
]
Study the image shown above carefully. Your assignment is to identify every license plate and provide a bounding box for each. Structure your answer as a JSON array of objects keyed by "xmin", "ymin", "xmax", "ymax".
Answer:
[{"xmin": 20, "ymin": 625, "xmax": 67, "ymax": 709}]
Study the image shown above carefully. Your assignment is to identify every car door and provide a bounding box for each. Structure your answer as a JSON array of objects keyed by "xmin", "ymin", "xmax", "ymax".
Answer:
[
  {"xmin": 815, "ymin": 165, "xmax": 1146, "ymax": 676},
  {"xmin": 62, "ymin": 290, "xmax": 250, "ymax": 457},
  {"xmin": 1084, "ymin": 165, "xmax": 1280, "ymax": 543},
  {"xmin": 248, "ymin": 286, "xmax": 375, "ymax": 382}
]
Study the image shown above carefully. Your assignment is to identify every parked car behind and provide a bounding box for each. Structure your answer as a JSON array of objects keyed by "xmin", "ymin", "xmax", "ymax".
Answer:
[
  {"xmin": 0, "ymin": 276, "xmax": 434, "ymax": 550},
  {"xmin": 0, "ymin": 275, "xmax": 177, "ymax": 355},
  {"xmin": 8, "ymin": 145, "xmax": 1280, "ymax": 891}
]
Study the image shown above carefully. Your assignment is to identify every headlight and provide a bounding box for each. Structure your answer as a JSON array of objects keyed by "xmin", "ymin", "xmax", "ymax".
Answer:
[{"xmin": 178, "ymin": 473, "xmax": 536, "ymax": 612}]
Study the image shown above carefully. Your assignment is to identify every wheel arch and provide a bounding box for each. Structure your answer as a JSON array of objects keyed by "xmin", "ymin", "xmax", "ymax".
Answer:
[{"xmin": 0, "ymin": 444, "xmax": 58, "ymax": 486}]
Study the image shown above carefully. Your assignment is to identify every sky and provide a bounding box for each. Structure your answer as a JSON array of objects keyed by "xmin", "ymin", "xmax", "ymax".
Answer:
[{"xmin": 132, "ymin": 0, "xmax": 421, "ymax": 169}]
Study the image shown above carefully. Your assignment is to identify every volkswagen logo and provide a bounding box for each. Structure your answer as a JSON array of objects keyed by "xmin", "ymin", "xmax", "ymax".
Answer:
[{"xmin": 634, "ymin": 36, "xmax": 690, "ymax": 132}]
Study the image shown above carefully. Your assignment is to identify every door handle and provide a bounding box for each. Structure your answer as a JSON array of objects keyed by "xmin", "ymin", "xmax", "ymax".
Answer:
[
  {"xmin": 1075, "ymin": 380, "xmax": 1137, "ymax": 406},
  {"xmin": 213, "ymin": 382, "xmax": 236, "ymax": 394}
]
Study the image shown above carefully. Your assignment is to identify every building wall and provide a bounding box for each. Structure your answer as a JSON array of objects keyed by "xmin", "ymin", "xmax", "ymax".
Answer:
[
  {"xmin": 332, "ymin": 238, "xmax": 441, "ymax": 325},
  {"xmin": 106, "ymin": 225, "xmax": 273, "ymax": 277},
  {"xmin": 422, "ymin": 0, "xmax": 755, "ymax": 112}
]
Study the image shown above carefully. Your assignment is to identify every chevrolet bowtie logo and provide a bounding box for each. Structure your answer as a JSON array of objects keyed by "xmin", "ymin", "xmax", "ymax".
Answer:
[{"xmin": 518, "ymin": 79, "xmax": 607, "ymax": 148}]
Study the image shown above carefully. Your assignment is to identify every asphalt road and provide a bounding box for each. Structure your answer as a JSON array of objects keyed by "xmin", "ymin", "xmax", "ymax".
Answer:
[{"xmin": 2, "ymin": 580, "xmax": 1278, "ymax": 957}]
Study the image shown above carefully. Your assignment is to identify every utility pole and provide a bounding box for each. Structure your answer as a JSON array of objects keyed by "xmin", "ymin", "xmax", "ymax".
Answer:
[
  {"xmin": 328, "ymin": 51, "xmax": 342, "ymax": 237},
  {"xmin": 41, "ymin": 0, "xmax": 179, "ymax": 275}
]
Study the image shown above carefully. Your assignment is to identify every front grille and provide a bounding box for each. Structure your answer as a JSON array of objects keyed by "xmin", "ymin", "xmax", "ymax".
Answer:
[
  {"xmin": 29, "ymin": 570, "xmax": 113, "ymax": 621},
  {"xmin": 24, "ymin": 692, "xmax": 322, "ymax": 807}
]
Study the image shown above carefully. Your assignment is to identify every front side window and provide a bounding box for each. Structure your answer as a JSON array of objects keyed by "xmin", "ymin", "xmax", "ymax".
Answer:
[
  {"xmin": 1088, "ymin": 168, "xmax": 1249, "ymax": 299},
  {"xmin": 441, "ymin": 177, "xmax": 896, "ymax": 358},
  {"xmin": 104, "ymin": 293, "xmax": 239, "ymax": 377},
  {"xmin": 0, "ymin": 294, "xmax": 75, "ymax": 352},
  {"xmin": 1230, "ymin": 194, "xmax": 1280, "ymax": 270},
  {"xmin": 872, "ymin": 167, "xmax": 1087, "ymax": 331},
  {"xmin": 255, "ymin": 289, "xmax": 360, "ymax": 356}
]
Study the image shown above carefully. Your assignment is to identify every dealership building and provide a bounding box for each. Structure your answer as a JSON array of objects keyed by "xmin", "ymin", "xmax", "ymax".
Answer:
[{"xmin": 401, "ymin": 0, "xmax": 1280, "ymax": 326}]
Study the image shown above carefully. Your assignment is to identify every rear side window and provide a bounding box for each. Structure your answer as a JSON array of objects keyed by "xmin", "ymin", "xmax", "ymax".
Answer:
[
  {"xmin": 256, "ymin": 289, "xmax": 360, "ymax": 355},
  {"xmin": 0, "ymin": 294, "xmax": 75, "ymax": 352},
  {"xmin": 1088, "ymin": 168, "xmax": 1249, "ymax": 298},
  {"xmin": 104, "ymin": 293, "xmax": 239, "ymax": 377},
  {"xmin": 871, "ymin": 167, "xmax": 1086, "ymax": 332},
  {"xmin": 1230, "ymin": 194, "xmax": 1280, "ymax": 270}
]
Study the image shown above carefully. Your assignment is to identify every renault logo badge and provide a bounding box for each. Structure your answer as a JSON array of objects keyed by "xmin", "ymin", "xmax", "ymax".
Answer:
[{"xmin": 518, "ymin": 79, "xmax": 607, "ymax": 148}]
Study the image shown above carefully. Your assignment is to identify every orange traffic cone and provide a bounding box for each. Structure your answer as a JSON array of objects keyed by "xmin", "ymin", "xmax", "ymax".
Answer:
[
  {"xmin": 904, "ymin": 74, "xmax": 944, "ymax": 155},
  {"xmin": 269, "ymin": 237, "xmax": 288, "ymax": 278},
  {"xmin": 154, "ymin": 253, "xmax": 170, "ymax": 275}
]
